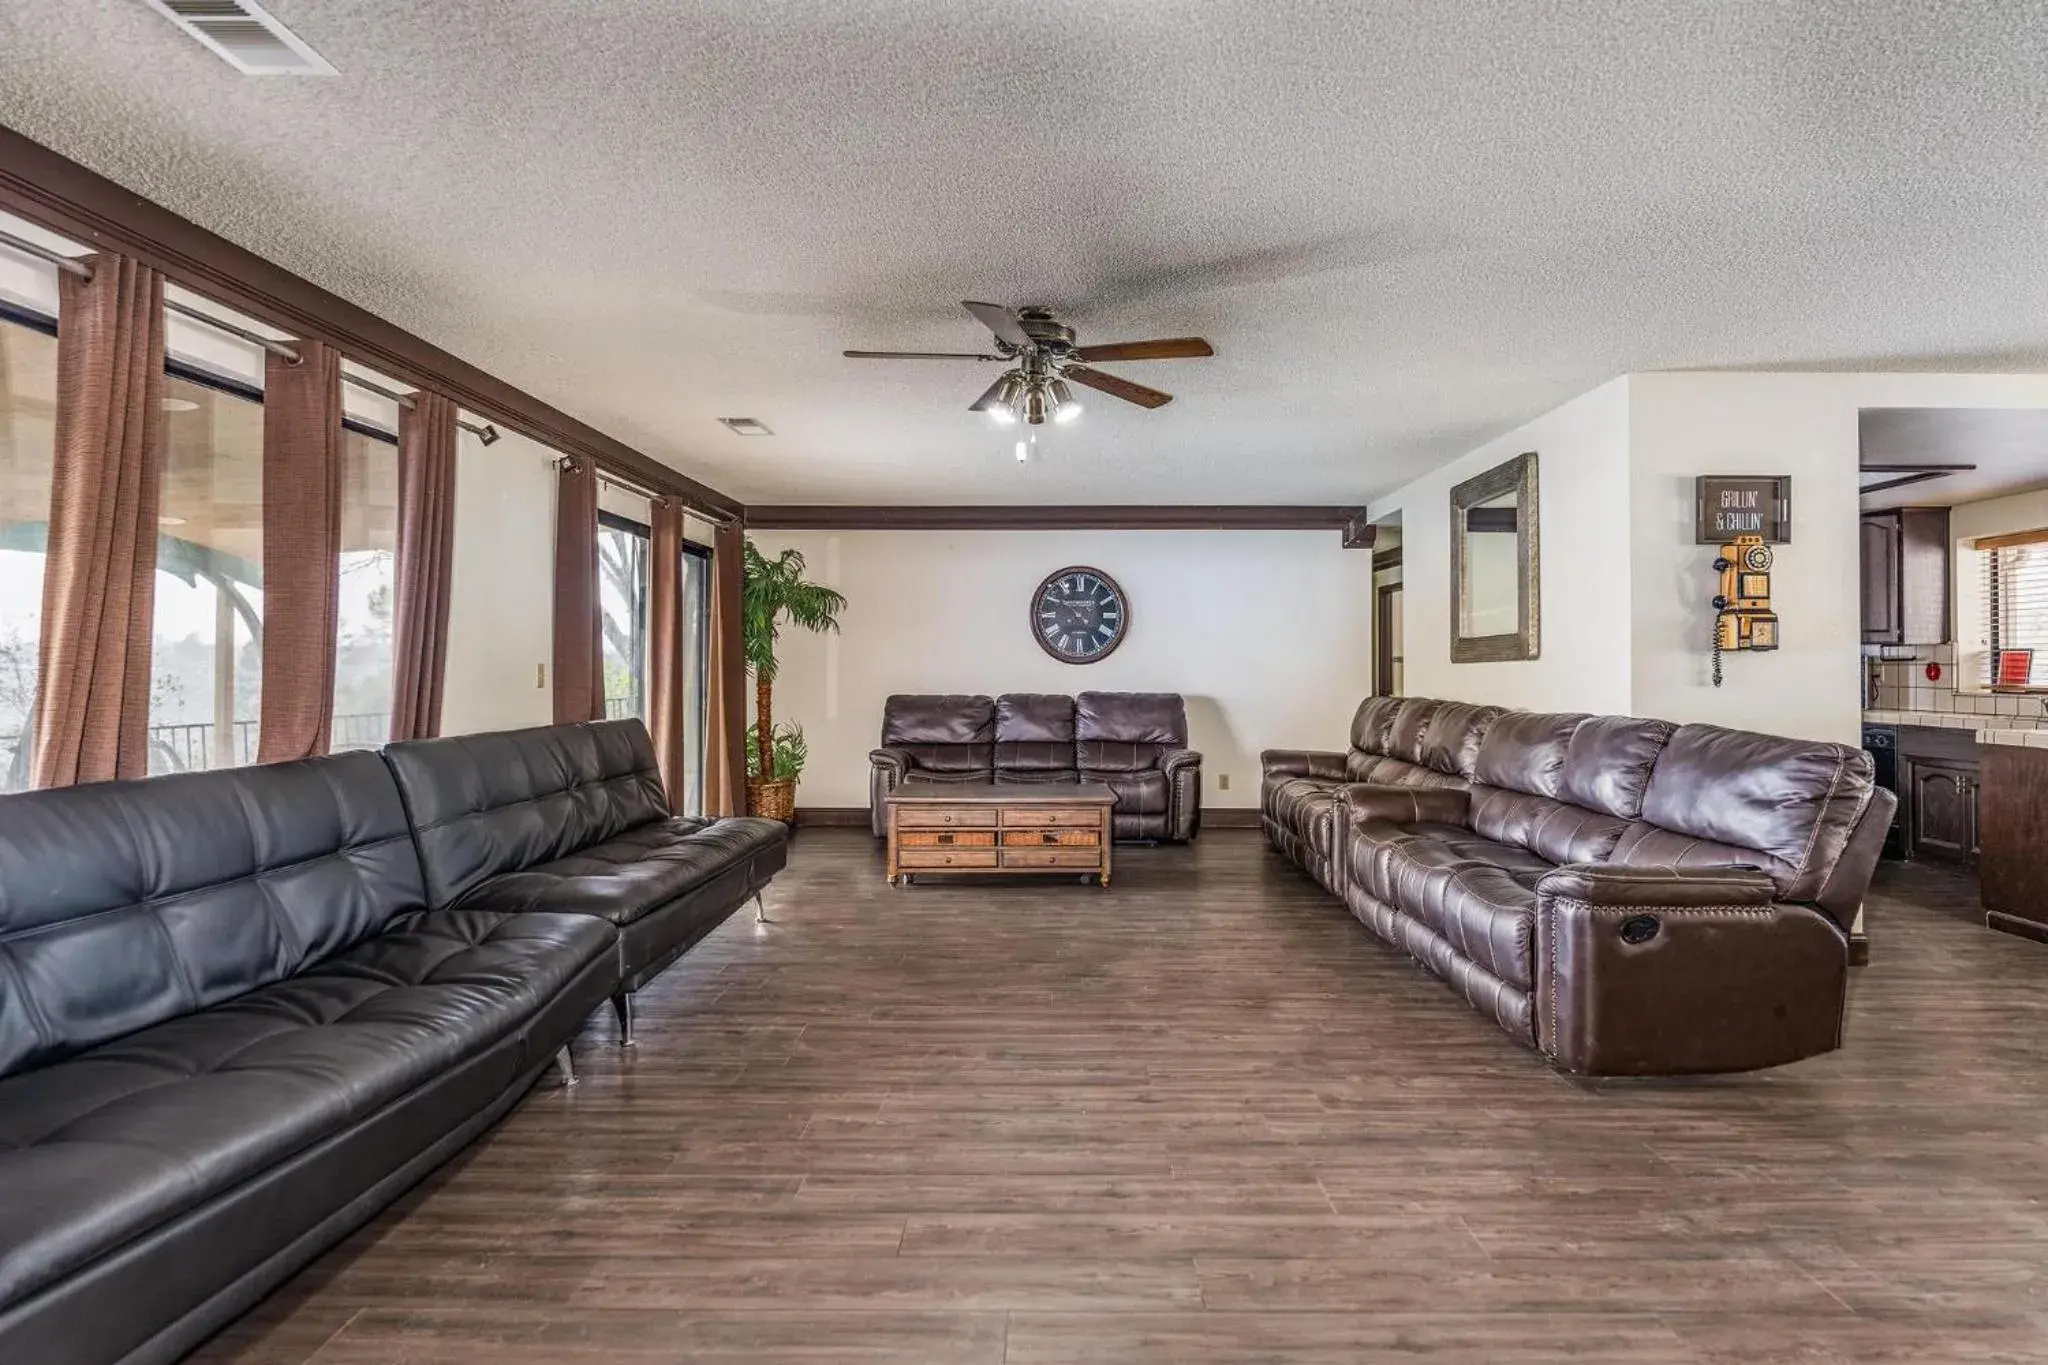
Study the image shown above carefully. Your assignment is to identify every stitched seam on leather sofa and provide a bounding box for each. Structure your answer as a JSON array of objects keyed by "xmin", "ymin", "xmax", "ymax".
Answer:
[
  {"xmin": 0, "ymin": 834, "xmax": 422, "ymax": 949},
  {"xmin": 405, "ymin": 770, "xmax": 661, "ymax": 837},
  {"xmin": 1789, "ymin": 748, "xmax": 1854, "ymax": 881}
]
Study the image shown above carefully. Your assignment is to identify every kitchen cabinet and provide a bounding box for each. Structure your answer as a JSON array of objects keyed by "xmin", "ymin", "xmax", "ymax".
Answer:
[
  {"xmin": 1981, "ymin": 744, "xmax": 2048, "ymax": 943},
  {"xmin": 1860, "ymin": 508, "xmax": 1951, "ymax": 646},
  {"xmin": 1902, "ymin": 755, "xmax": 1978, "ymax": 865}
]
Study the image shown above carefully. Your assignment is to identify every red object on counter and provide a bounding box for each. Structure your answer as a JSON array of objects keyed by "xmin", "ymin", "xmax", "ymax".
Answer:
[{"xmin": 1925, "ymin": 661, "xmax": 1943, "ymax": 683}]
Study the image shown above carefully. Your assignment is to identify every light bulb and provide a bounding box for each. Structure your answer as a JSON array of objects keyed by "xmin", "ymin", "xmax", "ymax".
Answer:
[
  {"xmin": 987, "ymin": 404, "xmax": 1017, "ymax": 425},
  {"xmin": 1053, "ymin": 399, "xmax": 1082, "ymax": 425},
  {"xmin": 1015, "ymin": 438, "xmax": 1029, "ymax": 462}
]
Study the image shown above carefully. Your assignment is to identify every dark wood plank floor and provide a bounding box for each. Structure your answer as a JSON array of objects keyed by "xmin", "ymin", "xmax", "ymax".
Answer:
[{"xmin": 190, "ymin": 831, "xmax": 2048, "ymax": 1364}]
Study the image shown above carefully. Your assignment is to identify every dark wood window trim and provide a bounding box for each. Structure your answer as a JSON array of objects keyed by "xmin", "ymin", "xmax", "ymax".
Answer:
[
  {"xmin": 744, "ymin": 505, "xmax": 1367, "ymax": 532},
  {"xmin": 0, "ymin": 126, "xmax": 738, "ymax": 521}
]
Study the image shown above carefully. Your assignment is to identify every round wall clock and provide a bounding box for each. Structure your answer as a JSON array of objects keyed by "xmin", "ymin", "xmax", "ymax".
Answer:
[{"xmin": 1031, "ymin": 566, "xmax": 1129, "ymax": 663}]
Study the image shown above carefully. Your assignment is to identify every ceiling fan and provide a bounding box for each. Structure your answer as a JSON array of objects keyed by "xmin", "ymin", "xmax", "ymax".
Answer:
[{"xmin": 844, "ymin": 302, "xmax": 1213, "ymax": 426}]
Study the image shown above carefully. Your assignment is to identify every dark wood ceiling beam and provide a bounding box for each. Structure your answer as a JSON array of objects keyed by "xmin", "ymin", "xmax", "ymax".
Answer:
[
  {"xmin": 0, "ymin": 127, "xmax": 740, "ymax": 520},
  {"xmin": 745, "ymin": 505, "xmax": 1370, "ymax": 533}
]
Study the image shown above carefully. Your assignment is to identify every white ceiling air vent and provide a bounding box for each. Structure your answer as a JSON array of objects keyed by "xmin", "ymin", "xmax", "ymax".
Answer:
[{"xmin": 144, "ymin": 0, "xmax": 337, "ymax": 75}]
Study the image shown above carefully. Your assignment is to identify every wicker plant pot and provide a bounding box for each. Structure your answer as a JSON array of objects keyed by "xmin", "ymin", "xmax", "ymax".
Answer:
[{"xmin": 747, "ymin": 776, "xmax": 797, "ymax": 824}]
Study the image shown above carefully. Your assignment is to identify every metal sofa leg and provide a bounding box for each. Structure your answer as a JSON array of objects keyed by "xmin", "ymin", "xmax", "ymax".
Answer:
[
  {"xmin": 554, "ymin": 1045, "xmax": 578, "ymax": 1087},
  {"xmin": 753, "ymin": 889, "xmax": 771, "ymax": 924},
  {"xmin": 611, "ymin": 992, "xmax": 636, "ymax": 1047}
]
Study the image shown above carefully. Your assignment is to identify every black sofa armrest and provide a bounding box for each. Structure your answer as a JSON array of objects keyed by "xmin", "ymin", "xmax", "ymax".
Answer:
[
  {"xmin": 1339, "ymin": 784, "xmax": 1471, "ymax": 829},
  {"xmin": 1159, "ymin": 748, "xmax": 1202, "ymax": 842},
  {"xmin": 870, "ymin": 745, "xmax": 915, "ymax": 779},
  {"xmin": 1261, "ymin": 748, "xmax": 1348, "ymax": 782},
  {"xmin": 1533, "ymin": 862, "xmax": 1846, "ymax": 1076},
  {"xmin": 868, "ymin": 747, "xmax": 915, "ymax": 837}
]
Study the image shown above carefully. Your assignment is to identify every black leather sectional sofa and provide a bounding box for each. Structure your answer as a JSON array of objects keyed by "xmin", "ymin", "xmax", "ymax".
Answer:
[{"xmin": 0, "ymin": 719, "xmax": 784, "ymax": 1365}]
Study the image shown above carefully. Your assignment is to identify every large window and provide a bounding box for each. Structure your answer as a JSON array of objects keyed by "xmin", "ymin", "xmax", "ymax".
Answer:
[
  {"xmin": 0, "ymin": 310, "xmax": 56, "ymax": 792},
  {"xmin": 599, "ymin": 511, "xmax": 651, "ymax": 722},
  {"xmin": 333, "ymin": 425, "xmax": 397, "ymax": 750},
  {"xmin": 149, "ymin": 368, "xmax": 265, "ymax": 773},
  {"xmin": 1987, "ymin": 539, "xmax": 2048, "ymax": 688}
]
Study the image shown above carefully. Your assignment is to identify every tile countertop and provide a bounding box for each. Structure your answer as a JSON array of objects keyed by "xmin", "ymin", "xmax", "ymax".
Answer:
[{"xmin": 1863, "ymin": 709, "xmax": 2048, "ymax": 749}]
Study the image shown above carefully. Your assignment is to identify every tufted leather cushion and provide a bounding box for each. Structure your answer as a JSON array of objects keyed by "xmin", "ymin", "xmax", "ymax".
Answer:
[
  {"xmin": 882, "ymin": 694, "xmax": 997, "ymax": 747},
  {"xmin": 1379, "ymin": 698, "xmax": 1443, "ymax": 765},
  {"xmin": 1346, "ymin": 753, "xmax": 1466, "ymax": 790},
  {"xmin": 0, "ymin": 906, "xmax": 613, "ymax": 1315},
  {"xmin": 1076, "ymin": 691, "xmax": 1187, "ymax": 746},
  {"xmin": 450, "ymin": 816, "xmax": 786, "ymax": 925},
  {"xmin": 1348, "ymin": 695, "xmax": 1404, "ymax": 753},
  {"xmin": 1473, "ymin": 711, "xmax": 1589, "ymax": 796},
  {"xmin": 382, "ymin": 720, "xmax": 669, "ymax": 910},
  {"xmin": 1469, "ymin": 786, "xmax": 1632, "ymax": 864},
  {"xmin": 1625, "ymin": 724, "xmax": 1877, "ymax": 904},
  {"xmin": 0, "ymin": 752, "xmax": 424, "ymax": 1082},
  {"xmin": 994, "ymin": 693, "xmax": 1078, "ymax": 778},
  {"xmin": 1556, "ymin": 715, "xmax": 1675, "ymax": 819},
  {"xmin": 1418, "ymin": 702, "xmax": 1506, "ymax": 778},
  {"xmin": 1266, "ymin": 777, "xmax": 1343, "ymax": 858}
]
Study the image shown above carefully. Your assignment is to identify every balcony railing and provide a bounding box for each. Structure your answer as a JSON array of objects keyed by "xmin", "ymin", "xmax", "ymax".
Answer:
[{"xmin": 0, "ymin": 712, "xmax": 392, "ymax": 788}]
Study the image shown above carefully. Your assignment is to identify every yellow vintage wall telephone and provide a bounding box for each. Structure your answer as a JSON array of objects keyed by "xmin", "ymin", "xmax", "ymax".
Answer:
[{"xmin": 1710, "ymin": 534, "xmax": 1778, "ymax": 687}]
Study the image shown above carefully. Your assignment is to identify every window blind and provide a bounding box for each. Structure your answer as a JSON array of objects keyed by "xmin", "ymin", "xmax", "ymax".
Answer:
[{"xmin": 1983, "ymin": 536, "xmax": 2048, "ymax": 687}]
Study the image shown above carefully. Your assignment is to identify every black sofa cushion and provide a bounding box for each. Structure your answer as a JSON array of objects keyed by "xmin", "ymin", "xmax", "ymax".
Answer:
[
  {"xmin": 0, "ymin": 753, "xmax": 427, "ymax": 1081},
  {"xmin": 453, "ymin": 815, "xmax": 786, "ymax": 925},
  {"xmin": 0, "ymin": 900, "xmax": 612, "ymax": 1320},
  {"xmin": 381, "ymin": 720, "xmax": 670, "ymax": 911}
]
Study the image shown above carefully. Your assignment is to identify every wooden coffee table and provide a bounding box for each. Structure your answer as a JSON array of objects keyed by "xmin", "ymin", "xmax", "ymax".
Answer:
[{"xmin": 885, "ymin": 780, "xmax": 1116, "ymax": 887}]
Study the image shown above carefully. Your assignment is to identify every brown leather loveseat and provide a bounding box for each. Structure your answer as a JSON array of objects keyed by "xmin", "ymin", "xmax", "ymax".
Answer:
[
  {"xmin": 1263, "ymin": 696, "xmax": 1893, "ymax": 1076},
  {"xmin": 869, "ymin": 692, "xmax": 1201, "ymax": 842}
]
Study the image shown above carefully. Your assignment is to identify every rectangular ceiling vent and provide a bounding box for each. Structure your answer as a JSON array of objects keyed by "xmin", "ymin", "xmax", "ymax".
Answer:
[
  {"xmin": 145, "ymin": 0, "xmax": 337, "ymax": 75},
  {"xmin": 719, "ymin": 418, "xmax": 774, "ymax": 437}
]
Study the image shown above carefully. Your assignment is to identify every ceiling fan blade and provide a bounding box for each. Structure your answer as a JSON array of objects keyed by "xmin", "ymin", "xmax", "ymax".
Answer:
[
  {"xmin": 968, "ymin": 376, "xmax": 1011, "ymax": 412},
  {"xmin": 962, "ymin": 301, "xmax": 1032, "ymax": 349},
  {"xmin": 1072, "ymin": 337, "xmax": 1214, "ymax": 362},
  {"xmin": 844, "ymin": 349, "xmax": 1003, "ymax": 360},
  {"xmin": 1064, "ymin": 365, "xmax": 1173, "ymax": 409}
]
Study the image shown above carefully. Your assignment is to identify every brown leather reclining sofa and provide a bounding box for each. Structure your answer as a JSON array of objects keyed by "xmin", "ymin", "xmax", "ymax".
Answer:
[
  {"xmin": 1263, "ymin": 696, "xmax": 1894, "ymax": 1076},
  {"xmin": 869, "ymin": 692, "xmax": 1201, "ymax": 842}
]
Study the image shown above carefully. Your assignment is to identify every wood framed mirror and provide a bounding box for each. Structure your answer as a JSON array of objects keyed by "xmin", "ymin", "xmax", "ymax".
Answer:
[{"xmin": 1450, "ymin": 451, "xmax": 1539, "ymax": 662}]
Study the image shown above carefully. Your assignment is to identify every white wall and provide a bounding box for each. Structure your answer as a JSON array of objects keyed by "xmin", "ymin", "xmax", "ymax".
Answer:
[
  {"xmin": 1368, "ymin": 378, "xmax": 1634, "ymax": 715},
  {"xmin": 1372, "ymin": 370, "xmax": 2048, "ymax": 746},
  {"xmin": 442, "ymin": 427, "xmax": 558, "ymax": 733},
  {"xmin": 746, "ymin": 529, "xmax": 1375, "ymax": 809}
]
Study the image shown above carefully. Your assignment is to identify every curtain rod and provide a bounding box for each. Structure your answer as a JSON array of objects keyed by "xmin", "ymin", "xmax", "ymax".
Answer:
[
  {"xmin": 1, "ymin": 227, "xmax": 498, "ymax": 442},
  {"xmin": 593, "ymin": 465, "xmax": 739, "ymax": 523},
  {"xmin": 0, "ymin": 227, "xmax": 747, "ymax": 517}
]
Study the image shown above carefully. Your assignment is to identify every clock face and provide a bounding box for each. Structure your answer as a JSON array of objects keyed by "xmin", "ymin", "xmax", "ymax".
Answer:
[{"xmin": 1032, "ymin": 566, "xmax": 1129, "ymax": 663}]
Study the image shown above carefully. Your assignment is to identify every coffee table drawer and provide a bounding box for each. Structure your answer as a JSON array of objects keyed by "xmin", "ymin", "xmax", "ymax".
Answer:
[
  {"xmin": 1003, "ymin": 808, "xmax": 1103, "ymax": 829},
  {"xmin": 898, "ymin": 848, "xmax": 1001, "ymax": 869},
  {"xmin": 899, "ymin": 830, "xmax": 997, "ymax": 847},
  {"xmin": 897, "ymin": 807, "xmax": 1000, "ymax": 830},
  {"xmin": 1002, "ymin": 829, "xmax": 1099, "ymax": 847},
  {"xmin": 1002, "ymin": 848, "xmax": 1103, "ymax": 870}
]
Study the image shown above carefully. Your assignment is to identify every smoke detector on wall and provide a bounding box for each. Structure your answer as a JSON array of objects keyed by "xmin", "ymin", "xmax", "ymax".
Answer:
[{"xmin": 144, "ymin": 0, "xmax": 337, "ymax": 75}]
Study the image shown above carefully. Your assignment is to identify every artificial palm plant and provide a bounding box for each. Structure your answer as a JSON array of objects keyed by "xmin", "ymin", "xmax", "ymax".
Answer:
[{"xmin": 741, "ymin": 540, "xmax": 846, "ymax": 820}]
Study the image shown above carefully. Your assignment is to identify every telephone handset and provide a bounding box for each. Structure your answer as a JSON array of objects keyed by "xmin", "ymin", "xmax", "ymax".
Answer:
[{"xmin": 1710, "ymin": 534, "xmax": 1779, "ymax": 688}]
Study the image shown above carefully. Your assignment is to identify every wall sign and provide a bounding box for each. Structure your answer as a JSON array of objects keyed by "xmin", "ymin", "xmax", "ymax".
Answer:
[{"xmin": 1695, "ymin": 475, "xmax": 1791, "ymax": 544}]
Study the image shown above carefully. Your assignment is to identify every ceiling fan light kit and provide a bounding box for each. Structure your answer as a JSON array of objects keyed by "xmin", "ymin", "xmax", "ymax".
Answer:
[{"xmin": 847, "ymin": 301, "xmax": 1213, "ymax": 431}]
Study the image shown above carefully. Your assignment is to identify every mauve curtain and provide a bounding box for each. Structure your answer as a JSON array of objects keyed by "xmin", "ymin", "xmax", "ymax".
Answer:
[
  {"xmin": 552, "ymin": 457, "xmax": 604, "ymax": 724},
  {"xmin": 31, "ymin": 253, "xmax": 167, "ymax": 788},
  {"xmin": 389, "ymin": 391, "xmax": 459, "ymax": 740},
  {"xmin": 704, "ymin": 519, "xmax": 747, "ymax": 816},
  {"xmin": 257, "ymin": 341, "xmax": 344, "ymax": 763},
  {"xmin": 646, "ymin": 498, "xmax": 689, "ymax": 802}
]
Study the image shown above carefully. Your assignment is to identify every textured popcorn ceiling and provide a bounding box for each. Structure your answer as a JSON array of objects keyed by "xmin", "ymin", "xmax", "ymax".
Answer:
[{"xmin": 2, "ymin": 2, "xmax": 2046, "ymax": 504}]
